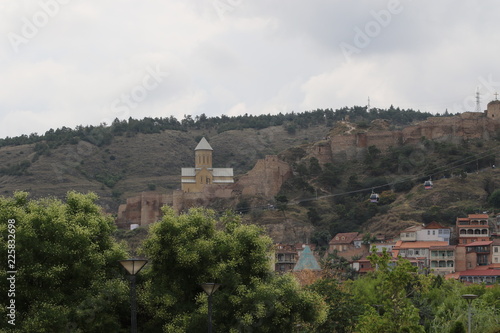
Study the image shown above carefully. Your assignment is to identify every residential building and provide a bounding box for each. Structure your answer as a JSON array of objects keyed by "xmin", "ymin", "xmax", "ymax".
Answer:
[
  {"xmin": 274, "ymin": 244, "xmax": 297, "ymax": 273},
  {"xmin": 400, "ymin": 222, "xmax": 451, "ymax": 243},
  {"xmin": 393, "ymin": 241, "xmax": 449, "ymax": 272},
  {"xmin": 429, "ymin": 245, "xmax": 456, "ymax": 275},
  {"xmin": 416, "ymin": 221, "xmax": 450, "ymax": 243},
  {"xmin": 328, "ymin": 232, "xmax": 360, "ymax": 252},
  {"xmin": 465, "ymin": 240, "xmax": 493, "ymax": 267},
  {"xmin": 493, "ymin": 239, "xmax": 500, "ymax": 264},
  {"xmin": 459, "ymin": 268, "xmax": 500, "ymax": 284},
  {"xmin": 456, "ymin": 214, "xmax": 490, "ymax": 245}
]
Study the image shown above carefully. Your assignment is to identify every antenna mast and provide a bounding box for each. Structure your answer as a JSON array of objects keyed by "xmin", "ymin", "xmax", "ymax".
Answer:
[
  {"xmin": 475, "ymin": 87, "xmax": 481, "ymax": 112},
  {"xmin": 367, "ymin": 96, "xmax": 371, "ymax": 111}
]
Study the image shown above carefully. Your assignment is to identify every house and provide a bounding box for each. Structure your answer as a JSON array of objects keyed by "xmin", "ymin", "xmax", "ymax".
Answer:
[
  {"xmin": 493, "ymin": 239, "xmax": 500, "ymax": 264},
  {"xmin": 181, "ymin": 137, "xmax": 234, "ymax": 192},
  {"xmin": 417, "ymin": 221, "xmax": 451, "ymax": 243},
  {"xmin": 274, "ymin": 244, "xmax": 298, "ymax": 273},
  {"xmin": 465, "ymin": 240, "xmax": 493, "ymax": 267},
  {"xmin": 429, "ymin": 245, "xmax": 456, "ymax": 275},
  {"xmin": 459, "ymin": 268, "xmax": 500, "ymax": 285},
  {"xmin": 400, "ymin": 222, "xmax": 451, "ymax": 243},
  {"xmin": 393, "ymin": 241, "xmax": 449, "ymax": 272},
  {"xmin": 456, "ymin": 214, "xmax": 490, "ymax": 245},
  {"xmin": 328, "ymin": 232, "xmax": 360, "ymax": 252},
  {"xmin": 328, "ymin": 232, "xmax": 369, "ymax": 260}
]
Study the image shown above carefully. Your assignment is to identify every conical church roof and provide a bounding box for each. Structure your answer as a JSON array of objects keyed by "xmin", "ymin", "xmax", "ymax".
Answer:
[
  {"xmin": 293, "ymin": 245, "xmax": 321, "ymax": 271},
  {"xmin": 195, "ymin": 137, "xmax": 213, "ymax": 151}
]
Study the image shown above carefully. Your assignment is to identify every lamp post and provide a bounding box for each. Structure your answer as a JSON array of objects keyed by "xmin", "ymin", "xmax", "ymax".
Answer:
[
  {"xmin": 200, "ymin": 283, "xmax": 221, "ymax": 333},
  {"xmin": 119, "ymin": 259, "xmax": 148, "ymax": 333},
  {"xmin": 461, "ymin": 294, "xmax": 478, "ymax": 333}
]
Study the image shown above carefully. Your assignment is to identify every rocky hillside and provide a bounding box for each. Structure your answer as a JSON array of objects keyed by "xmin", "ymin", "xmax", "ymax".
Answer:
[{"xmin": 0, "ymin": 124, "xmax": 330, "ymax": 212}]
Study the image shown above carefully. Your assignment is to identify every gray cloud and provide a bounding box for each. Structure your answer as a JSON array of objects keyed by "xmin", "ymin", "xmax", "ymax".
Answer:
[{"xmin": 1, "ymin": 0, "xmax": 499, "ymax": 138}]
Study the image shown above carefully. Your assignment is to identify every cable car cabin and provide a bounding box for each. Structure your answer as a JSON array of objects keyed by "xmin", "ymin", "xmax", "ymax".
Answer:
[
  {"xmin": 369, "ymin": 193, "xmax": 379, "ymax": 203},
  {"xmin": 424, "ymin": 180, "xmax": 433, "ymax": 190}
]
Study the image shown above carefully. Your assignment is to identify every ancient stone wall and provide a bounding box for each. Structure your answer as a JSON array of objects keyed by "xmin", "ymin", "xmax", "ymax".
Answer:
[
  {"xmin": 116, "ymin": 192, "xmax": 172, "ymax": 228},
  {"xmin": 118, "ymin": 155, "xmax": 292, "ymax": 226},
  {"xmin": 323, "ymin": 113, "xmax": 500, "ymax": 161},
  {"xmin": 236, "ymin": 155, "xmax": 293, "ymax": 197}
]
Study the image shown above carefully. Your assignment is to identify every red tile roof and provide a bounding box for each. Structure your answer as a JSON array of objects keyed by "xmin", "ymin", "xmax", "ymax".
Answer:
[
  {"xmin": 468, "ymin": 214, "xmax": 489, "ymax": 219},
  {"xmin": 394, "ymin": 241, "xmax": 448, "ymax": 249},
  {"xmin": 459, "ymin": 269, "xmax": 500, "ymax": 277},
  {"xmin": 465, "ymin": 241, "xmax": 493, "ymax": 247},
  {"xmin": 329, "ymin": 232, "xmax": 359, "ymax": 244}
]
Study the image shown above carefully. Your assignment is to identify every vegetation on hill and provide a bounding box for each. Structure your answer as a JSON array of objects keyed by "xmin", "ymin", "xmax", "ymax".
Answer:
[{"xmin": 0, "ymin": 105, "xmax": 434, "ymax": 147}]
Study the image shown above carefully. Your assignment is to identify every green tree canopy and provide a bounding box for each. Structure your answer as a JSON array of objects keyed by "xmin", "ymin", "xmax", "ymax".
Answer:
[
  {"xmin": 140, "ymin": 207, "xmax": 327, "ymax": 332},
  {"xmin": 0, "ymin": 191, "xmax": 128, "ymax": 332}
]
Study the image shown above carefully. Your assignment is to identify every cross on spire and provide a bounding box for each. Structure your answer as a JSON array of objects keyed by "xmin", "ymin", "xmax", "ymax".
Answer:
[{"xmin": 495, "ymin": 92, "xmax": 499, "ymax": 100}]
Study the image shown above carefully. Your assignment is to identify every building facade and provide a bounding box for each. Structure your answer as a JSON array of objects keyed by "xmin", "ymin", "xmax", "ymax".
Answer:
[{"xmin": 181, "ymin": 137, "xmax": 234, "ymax": 192}]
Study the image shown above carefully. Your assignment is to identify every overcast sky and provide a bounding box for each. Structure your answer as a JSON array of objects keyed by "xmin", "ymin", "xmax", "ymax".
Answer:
[{"xmin": 1, "ymin": 0, "xmax": 500, "ymax": 138}]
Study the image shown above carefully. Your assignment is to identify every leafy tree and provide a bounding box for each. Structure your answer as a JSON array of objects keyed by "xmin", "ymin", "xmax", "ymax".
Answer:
[
  {"xmin": 488, "ymin": 189, "xmax": 500, "ymax": 208},
  {"xmin": 140, "ymin": 207, "xmax": 327, "ymax": 332},
  {"xmin": 309, "ymin": 157, "xmax": 322, "ymax": 176},
  {"xmin": 352, "ymin": 248, "xmax": 429, "ymax": 333},
  {"xmin": 307, "ymin": 278, "xmax": 363, "ymax": 333},
  {"xmin": 0, "ymin": 192, "xmax": 128, "ymax": 332}
]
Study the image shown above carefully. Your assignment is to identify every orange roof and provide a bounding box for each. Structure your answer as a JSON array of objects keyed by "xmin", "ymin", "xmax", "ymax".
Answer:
[
  {"xmin": 394, "ymin": 241, "xmax": 448, "ymax": 249},
  {"xmin": 468, "ymin": 214, "xmax": 489, "ymax": 219},
  {"xmin": 329, "ymin": 232, "xmax": 359, "ymax": 244},
  {"xmin": 466, "ymin": 241, "xmax": 493, "ymax": 247}
]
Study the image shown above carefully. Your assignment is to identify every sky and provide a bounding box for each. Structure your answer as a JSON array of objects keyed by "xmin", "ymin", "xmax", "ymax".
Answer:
[{"xmin": 1, "ymin": 0, "xmax": 500, "ymax": 138}]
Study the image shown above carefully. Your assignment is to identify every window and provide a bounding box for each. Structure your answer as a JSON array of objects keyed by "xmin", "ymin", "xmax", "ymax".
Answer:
[
  {"xmin": 439, "ymin": 230, "xmax": 443, "ymax": 234},
  {"xmin": 427, "ymin": 231, "xmax": 430, "ymax": 235},
  {"xmin": 415, "ymin": 250, "xmax": 420, "ymax": 255},
  {"xmin": 433, "ymin": 230, "xmax": 436, "ymax": 235},
  {"xmin": 494, "ymin": 247, "xmax": 499, "ymax": 253}
]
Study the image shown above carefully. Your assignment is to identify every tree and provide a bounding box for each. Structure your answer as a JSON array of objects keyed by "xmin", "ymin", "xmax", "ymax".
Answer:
[
  {"xmin": 140, "ymin": 207, "xmax": 327, "ymax": 332},
  {"xmin": 0, "ymin": 192, "xmax": 128, "ymax": 332},
  {"xmin": 351, "ymin": 248, "xmax": 429, "ymax": 333},
  {"xmin": 488, "ymin": 189, "xmax": 500, "ymax": 208},
  {"xmin": 307, "ymin": 278, "xmax": 364, "ymax": 333}
]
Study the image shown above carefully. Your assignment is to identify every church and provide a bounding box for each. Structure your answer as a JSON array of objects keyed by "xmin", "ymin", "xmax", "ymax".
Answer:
[{"xmin": 181, "ymin": 137, "xmax": 234, "ymax": 192}]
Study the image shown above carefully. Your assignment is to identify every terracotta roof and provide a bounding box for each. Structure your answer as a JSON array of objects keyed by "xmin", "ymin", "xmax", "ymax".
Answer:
[
  {"xmin": 424, "ymin": 221, "xmax": 446, "ymax": 229},
  {"xmin": 329, "ymin": 232, "xmax": 359, "ymax": 244},
  {"xmin": 459, "ymin": 269, "xmax": 500, "ymax": 277},
  {"xmin": 465, "ymin": 241, "xmax": 493, "ymax": 247},
  {"xmin": 491, "ymin": 239, "xmax": 500, "ymax": 246},
  {"xmin": 468, "ymin": 214, "xmax": 489, "ymax": 219},
  {"xmin": 394, "ymin": 241, "xmax": 448, "ymax": 249}
]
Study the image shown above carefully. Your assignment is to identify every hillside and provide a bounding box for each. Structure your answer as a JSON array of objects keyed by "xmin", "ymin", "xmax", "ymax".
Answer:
[
  {"xmin": 0, "ymin": 124, "xmax": 330, "ymax": 212},
  {"xmin": 2, "ymin": 107, "xmax": 500, "ymax": 247}
]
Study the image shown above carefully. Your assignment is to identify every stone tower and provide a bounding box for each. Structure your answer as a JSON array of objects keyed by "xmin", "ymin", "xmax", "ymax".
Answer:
[
  {"xmin": 195, "ymin": 137, "xmax": 213, "ymax": 169},
  {"xmin": 486, "ymin": 98, "xmax": 500, "ymax": 120}
]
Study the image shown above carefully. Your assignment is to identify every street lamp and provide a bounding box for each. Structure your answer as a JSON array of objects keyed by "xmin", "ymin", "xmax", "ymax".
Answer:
[
  {"xmin": 200, "ymin": 283, "xmax": 221, "ymax": 333},
  {"xmin": 119, "ymin": 259, "xmax": 148, "ymax": 333},
  {"xmin": 461, "ymin": 294, "xmax": 478, "ymax": 333}
]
